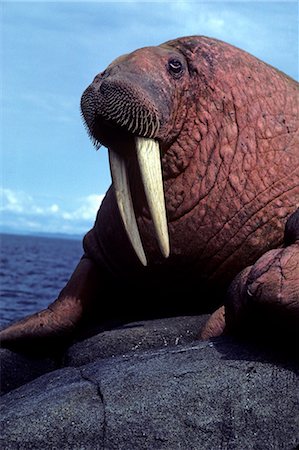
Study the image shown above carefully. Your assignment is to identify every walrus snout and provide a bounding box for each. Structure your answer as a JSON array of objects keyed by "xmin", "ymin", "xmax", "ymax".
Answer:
[{"xmin": 81, "ymin": 75, "xmax": 160, "ymax": 148}]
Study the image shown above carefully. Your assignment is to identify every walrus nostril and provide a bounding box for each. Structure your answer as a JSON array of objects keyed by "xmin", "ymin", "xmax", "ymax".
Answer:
[{"xmin": 99, "ymin": 80, "xmax": 111, "ymax": 95}]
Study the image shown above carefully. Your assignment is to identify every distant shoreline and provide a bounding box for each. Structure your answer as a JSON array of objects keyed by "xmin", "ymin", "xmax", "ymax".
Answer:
[{"xmin": 0, "ymin": 230, "xmax": 83, "ymax": 242}]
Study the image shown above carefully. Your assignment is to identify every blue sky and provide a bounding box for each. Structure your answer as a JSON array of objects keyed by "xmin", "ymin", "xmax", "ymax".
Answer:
[{"xmin": 1, "ymin": 1, "xmax": 298, "ymax": 236}]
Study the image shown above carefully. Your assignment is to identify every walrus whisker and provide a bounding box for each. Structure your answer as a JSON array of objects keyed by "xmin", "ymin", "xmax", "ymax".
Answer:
[
  {"xmin": 143, "ymin": 112, "xmax": 151, "ymax": 137},
  {"xmin": 131, "ymin": 114, "xmax": 139, "ymax": 134},
  {"xmin": 127, "ymin": 117, "xmax": 136, "ymax": 133},
  {"xmin": 148, "ymin": 118, "xmax": 156, "ymax": 139},
  {"xmin": 141, "ymin": 110, "xmax": 149, "ymax": 137},
  {"xmin": 80, "ymin": 113, "xmax": 102, "ymax": 150},
  {"xmin": 121, "ymin": 114, "xmax": 130, "ymax": 126}
]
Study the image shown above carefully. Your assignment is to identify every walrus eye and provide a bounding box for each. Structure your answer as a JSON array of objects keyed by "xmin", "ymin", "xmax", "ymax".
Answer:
[{"xmin": 168, "ymin": 59, "xmax": 183, "ymax": 76}]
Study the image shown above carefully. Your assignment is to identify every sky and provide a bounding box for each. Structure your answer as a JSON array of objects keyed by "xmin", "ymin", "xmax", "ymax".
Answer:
[{"xmin": 1, "ymin": 0, "xmax": 298, "ymax": 237}]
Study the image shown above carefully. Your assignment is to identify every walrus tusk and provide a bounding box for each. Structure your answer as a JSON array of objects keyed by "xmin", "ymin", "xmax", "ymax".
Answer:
[
  {"xmin": 109, "ymin": 138, "xmax": 170, "ymax": 264},
  {"xmin": 109, "ymin": 149, "xmax": 147, "ymax": 266},
  {"xmin": 136, "ymin": 137, "xmax": 170, "ymax": 258}
]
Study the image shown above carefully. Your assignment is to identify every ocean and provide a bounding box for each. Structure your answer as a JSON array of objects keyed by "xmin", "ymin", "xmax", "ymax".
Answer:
[{"xmin": 0, "ymin": 233, "xmax": 83, "ymax": 328}]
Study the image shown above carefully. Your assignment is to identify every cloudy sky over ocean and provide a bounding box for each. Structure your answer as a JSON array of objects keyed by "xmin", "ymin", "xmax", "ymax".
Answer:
[{"xmin": 1, "ymin": 0, "xmax": 298, "ymax": 236}]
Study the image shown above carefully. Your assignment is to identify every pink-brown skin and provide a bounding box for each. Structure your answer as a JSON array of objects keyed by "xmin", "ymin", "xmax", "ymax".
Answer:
[{"xmin": 0, "ymin": 36, "xmax": 298, "ymax": 353}]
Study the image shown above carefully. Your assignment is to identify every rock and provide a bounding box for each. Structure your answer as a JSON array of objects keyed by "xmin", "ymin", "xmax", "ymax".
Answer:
[
  {"xmin": 1, "ymin": 329, "xmax": 298, "ymax": 450},
  {"xmin": 0, "ymin": 348, "xmax": 57, "ymax": 395},
  {"xmin": 64, "ymin": 315, "xmax": 209, "ymax": 367},
  {"xmin": 0, "ymin": 368, "xmax": 104, "ymax": 450},
  {"xmin": 0, "ymin": 315, "xmax": 209, "ymax": 394}
]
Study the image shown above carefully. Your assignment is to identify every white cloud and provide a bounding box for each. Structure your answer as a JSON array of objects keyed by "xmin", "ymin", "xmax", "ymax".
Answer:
[
  {"xmin": 61, "ymin": 194, "xmax": 104, "ymax": 222},
  {"xmin": 1, "ymin": 189, "xmax": 31, "ymax": 213},
  {"xmin": 50, "ymin": 204, "xmax": 59, "ymax": 213},
  {"xmin": 0, "ymin": 188, "xmax": 104, "ymax": 235},
  {"xmin": 0, "ymin": 188, "xmax": 62, "ymax": 216}
]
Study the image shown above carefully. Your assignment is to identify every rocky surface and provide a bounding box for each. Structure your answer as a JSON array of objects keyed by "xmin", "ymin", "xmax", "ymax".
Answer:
[
  {"xmin": 1, "ymin": 316, "xmax": 298, "ymax": 449},
  {"xmin": 0, "ymin": 315, "xmax": 208, "ymax": 395}
]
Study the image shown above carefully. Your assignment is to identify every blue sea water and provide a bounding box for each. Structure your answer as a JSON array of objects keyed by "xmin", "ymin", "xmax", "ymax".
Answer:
[{"xmin": 0, "ymin": 233, "xmax": 83, "ymax": 328}]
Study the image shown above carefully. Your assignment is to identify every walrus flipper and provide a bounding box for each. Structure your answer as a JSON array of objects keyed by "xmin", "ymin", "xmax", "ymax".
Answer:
[{"xmin": 202, "ymin": 209, "xmax": 299, "ymax": 345}]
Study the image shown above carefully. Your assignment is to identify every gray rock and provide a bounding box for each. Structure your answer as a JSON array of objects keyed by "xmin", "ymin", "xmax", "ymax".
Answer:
[
  {"xmin": 1, "ymin": 368, "xmax": 104, "ymax": 450},
  {"xmin": 0, "ymin": 315, "xmax": 209, "ymax": 394},
  {"xmin": 65, "ymin": 315, "xmax": 209, "ymax": 367},
  {"xmin": 0, "ymin": 348, "xmax": 57, "ymax": 395},
  {"xmin": 1, "ymin": 335, "xmax": 298, "ymax": 450}
]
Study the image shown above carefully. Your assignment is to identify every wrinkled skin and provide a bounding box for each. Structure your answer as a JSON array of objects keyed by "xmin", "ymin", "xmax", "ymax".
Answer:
[
  {"xmin": 1, "ymin": 36, "xmax": 298, "ymax": 354},
  {"xmin": 201, "ymin": 209, "xmax": 299, "ymax": 343}
]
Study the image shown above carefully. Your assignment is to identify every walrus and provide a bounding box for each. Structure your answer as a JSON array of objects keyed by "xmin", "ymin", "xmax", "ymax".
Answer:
[{"xmin": 1, "ymin": 35, "xmax": 298, "ymax": 353}]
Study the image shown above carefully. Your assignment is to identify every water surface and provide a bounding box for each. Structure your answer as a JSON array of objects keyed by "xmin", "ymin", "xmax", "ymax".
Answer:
[{"xmin": 0, "ymin": 233, "xmax": 83, "ymax": 328}]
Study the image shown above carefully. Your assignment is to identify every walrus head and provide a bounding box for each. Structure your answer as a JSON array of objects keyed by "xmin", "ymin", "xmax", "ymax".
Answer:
[
  {"xmin": 81, "ymin": 45, "xmax": 190, "ymax": 265},
  {"xmin": 81, "ymin": 36, "xmax": 298, "ymax": 274}
]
